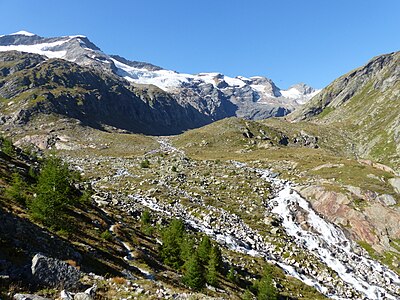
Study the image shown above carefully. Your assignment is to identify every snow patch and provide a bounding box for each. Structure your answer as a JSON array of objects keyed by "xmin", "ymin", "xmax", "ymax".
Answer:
[{"xmin": 0, "ymin": 39, "xmax": 70, "ymax": 59}]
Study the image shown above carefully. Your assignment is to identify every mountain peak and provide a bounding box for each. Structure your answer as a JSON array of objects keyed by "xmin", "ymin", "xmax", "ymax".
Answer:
[
  {"xmin": 0, "ymin": 31, "xmax": 318, "ymax": 121},
  {"xmin": 10, "ymin": 30, "xmax": 36, "ymax": 36}
]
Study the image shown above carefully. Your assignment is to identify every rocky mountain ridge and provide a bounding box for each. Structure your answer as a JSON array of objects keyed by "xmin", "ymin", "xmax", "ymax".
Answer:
[
  {"xmin": 0, "ymin": 31, "xmax": 319, "ymax": 123},
  {"xmin": 288, "ymin": 51, "xmax": 400, "ymax": 167}
]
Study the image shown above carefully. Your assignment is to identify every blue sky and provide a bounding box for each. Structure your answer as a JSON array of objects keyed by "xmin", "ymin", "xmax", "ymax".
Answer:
[{"xmin": 1, "ymin": 0, "xmax": 399, "ymax": 89}]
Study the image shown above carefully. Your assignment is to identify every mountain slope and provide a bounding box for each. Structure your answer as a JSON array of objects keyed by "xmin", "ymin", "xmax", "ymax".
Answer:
[
  {"xmin": 0, "ymin": 51, "xmax": 211, "ymax": 135},
  {"xmin": 0, "ymin": 31, "xmax": 319, "ymax": 124},
  {"xmin": 288, "ymin": 51, "xmax": 400, "ymax": 167}
]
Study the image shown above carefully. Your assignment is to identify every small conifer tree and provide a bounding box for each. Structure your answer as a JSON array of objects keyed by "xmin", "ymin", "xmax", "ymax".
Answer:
[
  {"xmin": 5, "ymin": 172, "xmax": 28, "ymax": 205},
  {"xmin": 257, "ymin": 265, "xmax": 277, "ymax": 300},
  {"xmin": 183, "ymin": 252, "xmax": 205, "ymax": 290},
  {"xmin": 180, "ymin": 235, "xmax": 195, "ymax": 263},
  {"xmin": 160, "ymin": 219, "xmax": 185, "ymax": 268},
  {"xmin": 206, "ymin": 247, "xmax": 218, "ymax": 286},
  {"xmin": 29, "ymin": 157, "xmax": 78, "ymax": 228},
  {"xmin": 197, "ymin": 235, "xmax": 212, "ymax": 265}
]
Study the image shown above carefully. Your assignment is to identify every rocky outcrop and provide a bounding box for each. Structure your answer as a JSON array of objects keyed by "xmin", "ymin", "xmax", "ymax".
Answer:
[
  {"xmin": 289, "ymin": 51, "xmax": 400, "ymax": 122},
  {"xmin": 299, "ymin": 185, "xmax": 400, "ymax": 253},
  {"xmin": 31, "ymin": 254, "xmax": 82, "ymax": 290}
]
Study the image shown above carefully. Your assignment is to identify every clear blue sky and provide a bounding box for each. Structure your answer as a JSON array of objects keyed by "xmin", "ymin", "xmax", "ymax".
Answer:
[{"xmin": 1, "ymin": 0, "xmax": 399, "ymax": 89}]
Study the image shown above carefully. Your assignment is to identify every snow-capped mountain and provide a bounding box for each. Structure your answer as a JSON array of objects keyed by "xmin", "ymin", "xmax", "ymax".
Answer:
[{"xmin": 0, "ymin": 31, "xmax": 319, "ymax": 122}]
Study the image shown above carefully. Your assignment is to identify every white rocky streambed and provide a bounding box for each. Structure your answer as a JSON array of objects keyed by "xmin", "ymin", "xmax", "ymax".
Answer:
[
  {"xmin": 90, "ymin": 139, "xmax": 400, "ymax": 299},
  {"xmin": 249, "ymin": 163, "xmax": 400, "ymax": 300}
]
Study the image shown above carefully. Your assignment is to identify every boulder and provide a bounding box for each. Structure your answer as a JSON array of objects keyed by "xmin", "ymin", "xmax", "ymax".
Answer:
[
  {"xmin": 389, "ymin": 178, "xmax": 400, "ymax": 194},
  {"xmin": 73, "ymin": 293, "xmax": 92, "ymax": 300},
  {"xmin": 377, "ymin": 194, "xmax": 397, "ymax": 206},
  {"xmin": 14, "ymin": 294, "xmax": 51, "ymax": 300},
  {"xmin": 31, "ymin": 253, "xmax": 82, "ymax": 290}
]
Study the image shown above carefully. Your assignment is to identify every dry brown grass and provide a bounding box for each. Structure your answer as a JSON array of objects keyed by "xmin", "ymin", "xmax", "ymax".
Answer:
[
  {"xmin": 111, "ymin": 277, "xmax": 127, "ymax": 285},
  {"xmin": 65, "ymin": 259, "xmax": 80, "ymax": 270}
]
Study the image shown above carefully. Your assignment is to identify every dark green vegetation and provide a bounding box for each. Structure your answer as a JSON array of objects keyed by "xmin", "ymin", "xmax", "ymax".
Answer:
[
  {"xmin": 29, "ymin": 157, "xmax": 85, "ymax": 228},
  {"xmin": 253, "ymin": 265, "xmax": 278, "ymax": 300},
  {"xmin": 160, "ymin": 219, "xmax": 223, "ymax": 290},
  {"xmin": 0, "ymin": 136, "xmax": 15, "ymax": 157},
  {"xmin": 1, "ymin": 139, "xmax": 86, "ymax": 230}
]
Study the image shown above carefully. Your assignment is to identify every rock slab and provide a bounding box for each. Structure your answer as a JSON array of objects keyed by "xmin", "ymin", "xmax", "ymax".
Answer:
[
  {"xmin": 31, "ymin": 253, "xmax": 81, "ymax": 290},
  {"xmin": 14, "ymin": 294, "xmax": 51, "ymax": 300}
]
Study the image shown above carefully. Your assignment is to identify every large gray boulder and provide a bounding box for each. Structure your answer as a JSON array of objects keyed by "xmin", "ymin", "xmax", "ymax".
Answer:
[
  {"xmin": 389, "ymin": 177, "xmax": 400, "ymax": 194},
  {"xmin": 31, "ymin": 253, "xmax": 82, "ymax": 290},
  {"xmin": 14, "ymin": 294, "xmax": 51, "ymax": 300}
]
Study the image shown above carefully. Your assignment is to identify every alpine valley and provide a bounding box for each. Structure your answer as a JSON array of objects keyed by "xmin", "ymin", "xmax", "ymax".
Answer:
[{"xmin": 0, "ymin": 31, "xmax": 399, "ymax": 300}]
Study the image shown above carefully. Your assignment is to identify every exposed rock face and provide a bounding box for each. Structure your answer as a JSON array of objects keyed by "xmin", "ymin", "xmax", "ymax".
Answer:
[
  {"xmin": 300, "ymin": 185, "xmax": 400, "ymax": 253},
  {"xmin": 289, "ymin": 51, "xmax": 400, "ymax": 122},
  {"xmin": 31, "ymin": 254, "xmax": 82, "ymax": 290}
]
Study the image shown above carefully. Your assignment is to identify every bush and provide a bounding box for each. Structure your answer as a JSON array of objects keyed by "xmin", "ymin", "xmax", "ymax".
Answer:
[
  {"xmin": 140, "ymin": 159, "xmax": 150, "ymax": 168},
  {"xmin": 141, "ymin": 210, "xmax": 151, "ymax": 225},
  {"xmin": 111, "ymin": 277, "xmax": 127, "ymax": 285},
  {"xmin": 101, "ymin": 230, "xmax": 113, "ymax": 241},
  {"xmin": 242, "ymin": 289, "xmax": 255, "ymax": 300},
  {"xmin": 227, "ymin": 266, "xmax": 237, "ymax": 283}
]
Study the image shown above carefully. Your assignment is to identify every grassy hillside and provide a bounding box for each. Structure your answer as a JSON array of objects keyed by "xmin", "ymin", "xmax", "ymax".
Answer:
[{"xmin": 288, "ymin": 51, "xmax": 400, "ymax": 168}]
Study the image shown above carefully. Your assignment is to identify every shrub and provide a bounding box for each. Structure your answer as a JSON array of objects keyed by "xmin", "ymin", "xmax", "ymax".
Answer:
[
  {"xmin": 111, "ymin": 277, "xmax": 127, "ymax": 285},
  {"xmin": 101, "ymin": 230, "xmax": 113, "ymax": 241},
  {"xmin": 141, "ymin": 210, "xmax": 151, "ymax": 225},
  {"xmin": 140, "ymin": 159, "xmax": 150, "ymax": 168},
  {"xmin": 242, "ymin": 289, "xmax": 255, "ymax": 300},
  {"xmin": 227, "ymin": 266, "xmax": 237, "ymax": 283}
]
